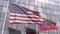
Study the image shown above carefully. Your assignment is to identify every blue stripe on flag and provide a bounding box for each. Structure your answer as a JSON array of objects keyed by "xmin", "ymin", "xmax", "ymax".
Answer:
[{"xmin": 40, "ymin": 21, "xmax": 55, "ymax": 26}]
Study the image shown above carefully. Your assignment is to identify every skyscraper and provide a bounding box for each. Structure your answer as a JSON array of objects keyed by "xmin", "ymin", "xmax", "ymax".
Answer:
[{"xmin": 0, "ymin": 0, "xmax": 60, "ymax": 34}]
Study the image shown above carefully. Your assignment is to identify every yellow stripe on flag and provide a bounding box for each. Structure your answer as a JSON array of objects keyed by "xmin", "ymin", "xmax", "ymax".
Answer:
[{"xmin": 42, "ymin": 17, "xmax": 57, "ymax": 24}]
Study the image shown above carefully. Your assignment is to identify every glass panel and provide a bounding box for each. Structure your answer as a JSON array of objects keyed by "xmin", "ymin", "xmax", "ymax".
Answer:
[
  {"xmin": 26, "ymin": 26, "xmax": 36, "ymax": 34},
  {"xmin": 52, "ymin": 6, "xmax": 57, "ymax": 10},
  {"xmin": 2, "ymin": 7, "xmax": 7, "ymax": 13},
  {"xmin": 58, "ymin": 11, "xmax": 60, "ymax": 15},
  {"xmin": 0, "ymin": 5, "xmax": 3, "ymax": 11},
  {"xmin": 4, "ymin": 0, "xmax": 8, "ymax": 1},
  {"xmin": 8, "ymin": 28, "xmax": 21, "ymax": 34},
  {"xmin": 4, "ymin": 21, "xmax": 9, "ymax": 29},
  {"xmin": 45, "ymin": 4, "xmax": 50, "ymax": 9},
  {"xmin": 34, "ymin": 6, "xmax": 38, "ymax": 11},
  {"xmin": 16, "ymin": 24, "xmax": 25, "ymax": 31},
  {"xmin": 29, "ymin": 0, "xmax": 34, "ymax": 6},
  {"xmin": 38, "ymin": 2, "xmax": 43, "ymax": 8},
  {"xmin": 0, "ymin": 20, "xmax": 4, "ymax": 29},
  {"xmin": 46, "ymin": 14, "xmax": 52, "ymax": 19},
  {"xmin": 28, "ymin": 6, "xmax": 34, "ymax": 10},
  {"xmin": 53, "ymin": 11, "xmax": 58, "ymax": 15},
  {"xmin": 0, "ymin": 12, "xmax": 5, "ymax": 20},
  {"xmin": 38, "ymin": 8, "xmax": 43, "ymax": 12},
  {"xmin": 3, "ymin": 1, "xmax": 8, "ymax": 7},
  {"xmin": 20, "ymin": 0, "xmax": 26, "ymax": 4},
  {"xmin": 9, "ymin": 0, "xmax": 16, "ymax": 2},
  {"xmin": 28, "ymin": 24, "xmax": 36, "ymax": 31},
  {"xmin": 0, "ymin": 30, "xmax": 2, "ymax": 34},
  {"xmin": 16, "ymin": 0, "xmax": 19, "ymax": 2},
  {"xmin": 3, "ymin": 30, "xmax": 9, "ymax": 34},
  {"xmin": 54, "ymin": 15, "xmax": 59, "ymax": 21},
  {"xmin": 45, "ymin": 9, "xmax": 51, "ymax": 14},
  {"xmin": 0, "ymin": 0, "xmax": 3, "ymax": 5},
  {"xmin": 35, "ymin": 1, "xmax": 38, "ymax": 6}
]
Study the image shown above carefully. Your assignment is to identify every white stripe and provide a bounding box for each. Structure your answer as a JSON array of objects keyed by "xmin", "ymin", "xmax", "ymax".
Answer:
[
  {"xmin": 10, "ymin": 13, "xmax": 39, "ymax": 18},
  {"xmin": 10, "ymin": 13, "xmax": 40, "ymax": 18},
  {"xmin": 9, "ymin": 20, "xmax": 33, "ymax": 23},
  {"xmin": 9, "ymin": 13, "xmax": 27, "ymax": 16},
  {"xmin": 10, "ymin": 20, "xmax": 27, "ymax": 23},
  {"xmin": 9, "ymin": 20, "xmax": 42, "ymax": 24},
  {"xmin": 10, "ymin": 17, "xmax": 43, "ymax": 21},
  {"xmin": 27, "ymin": 11, "xmax": 33, "ymax": 13},
  {"xmin": 28, "ymin": 15, "xmax": 39, "ymax": 18},
  {"xmin": 10, "ymin": 16, "xmax": 29, "ymax": 19}
]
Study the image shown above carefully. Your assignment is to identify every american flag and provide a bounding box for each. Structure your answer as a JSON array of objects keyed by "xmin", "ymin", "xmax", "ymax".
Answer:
[{"xmin": 9, "ymin": 3, "xmax": 44, "ymax": 24}]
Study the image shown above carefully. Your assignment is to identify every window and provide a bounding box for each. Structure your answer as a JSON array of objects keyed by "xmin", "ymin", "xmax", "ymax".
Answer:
[
  {"xmin": 58, "ymin": 16, "xmax": 60, "ymax": 21},
  {"xmin": 28, "ymin": 24, "xmax": 36, "ymax": 30},
  {"xmin": 4, "ymin": 0, "xmax": 9, "ymax": 1},
  {"xmin": 16, "ymin": 0, "xmax": 19, "ymax": 2},
  {"xmin": 54, "ymin": 15, "xmax": 59, "ymax": 21},
  {"xmin": 3, "ymin": 30, "xmax": 9, "ymax": 34},
  {"xmin": 3, "ymin": 1, "xmax": 7, "ymax": 7},
  {"xmin": 0, "ymin": 0, "xmax": 3, "ymax": 5},
  {"xmin": 46, "ymin": 13, "xmax": 52, "ymax": 19},
  {"xmin": 20, "ymin": 0, "xmax": 26, "ymax": 4},
  {"xmin": 29, "ymin": 0, "xmax": 34, "ymax": 6},
  {"xmin": 38, "ymin": 8, "xmax": 43, "ymax": 12},
  {"xmin": 34, "ymin": 6, "xmax": 38, "ymax": 11},
  {"xmin": 0, "ymin": 12, "xmax": 5, "ymax": 20},
  {"xmin": 2, "ymin": 7, "xmax": 7, "ymax": 13},
  {"xmin": 52, "ymin": 6, "xmax": 57, "ymax": 10},
  {"xmin": 0, "ymin": 20, "xmax": 4, "ymax": 29},
  {"xmin": 26, "ymin": 0, "xmax": 29, "ymax": 5},
  {"xmin": 26, "ymin": 27, "xmax": 36, "ymax": 34},
  {"xmin": 0, "ymin": 30, "xmax": 2, "ymax": 34},
  {"xmin": 28, "ymin": 6, "xmax": 34, "ymax": 10},
  {"xmin": 9, "ymin": 0, "xmax": 16, "ymax": 2},
  {"xmin": 58, "ymin": 11, "xmax": 60, "ymax": 15},
  {"xmin": 38, "ymin": 2, "xmax": 43, "ymax": 8},
  {"xmin": 57, "ymin": 7, "xmax": 60, "ymax": 11},
  {"xmin": 50, "ymin": 10, "xmax": 54, "ymax": 15},
  {"xmin": 8, "ymin": 28, "xmax": 21, "ymax": 34},
  {"xmin": 0, "ymin": 5, "xmax": 3, "ymax": 11},
  {"xmin": 45, "ymin": 9, "xmax": 51, "ymax": 14},
  {"xmin": 53, "ymin": 11, "xmax": 58, "ymax": 15},
  {"xmin": 19, "ymin": 3, "xmax": 26, "ymax": 8},
  {"xmin": 44, "ymin": 4, "xmax": 50, "ymax": 9}
]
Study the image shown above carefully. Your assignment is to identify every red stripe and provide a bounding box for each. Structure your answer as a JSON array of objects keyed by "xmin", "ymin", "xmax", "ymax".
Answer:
[
  {"xmin": 10, "ymin": 16, "xmax": 40, "ymax": 19},
  {"xmin": 10, "ymin": 19, "xmax": 43, "ymax": 22},
  {"xmin": 10, "ymin": 15, "xmax": 40, "ymax": 18},
  {"xmin": 30, "ymin": 20, "xmax": 43, "ymax": 22},
  {"xmin": 40, "ymin": 25, "xmax": 58, "ymax": 31}
]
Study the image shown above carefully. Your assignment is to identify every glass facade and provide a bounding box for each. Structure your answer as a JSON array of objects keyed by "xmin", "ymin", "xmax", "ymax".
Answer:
[{"xmin": 0, "ymin": 0, "xmax": 60, "ymax": 34}]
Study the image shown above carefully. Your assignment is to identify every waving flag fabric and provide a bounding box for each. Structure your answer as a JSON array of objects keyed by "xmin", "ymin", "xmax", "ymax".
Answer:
[
  {"xmin": 42, "ymin": 18, "xmax": 56, "ymax": 25},
  {"xmin": 9, "ymin": 3, "xmax": 43, "ymax": 24},
  {"xmin": 40, "ymin": 18, "xmax": 58, "ymax": 31}
]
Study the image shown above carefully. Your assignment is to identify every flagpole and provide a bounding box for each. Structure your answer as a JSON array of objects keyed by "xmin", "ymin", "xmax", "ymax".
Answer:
[
  {"xmin": 36, "ymin": 24, "xmax": 39, "ymax": 34},
  {"xmin": 1, "ymin": 0, "xmax": 9, "ymax": 34}
]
